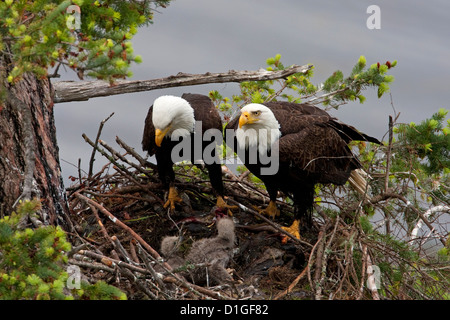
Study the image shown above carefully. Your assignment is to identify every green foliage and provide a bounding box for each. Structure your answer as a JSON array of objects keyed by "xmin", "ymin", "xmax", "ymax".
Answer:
[
  {"xmin": 359, "ymin": 215, "xmax": 373, "ymax": 234},
  {"xmin": 210, "ymin": 54, "xmax": 395, "ymax": 120},
  {"xmin": 393, "ymin": 108, "xmax": 450, "ymax": 175},
  {"xmin": 0, "ymin": 199, "xmax": 126, "ymax": 300},
  {"xmin": 213, "ymin": 54, "xmax": 394, "ymax": 170},
  {"xmin": 321, "ymin": 56, "xmax": 396, "ymax": 107},
  {"xmin": 0, "ymin": 0, "xmax": 170, "ymax": 84},
  {"xmin": 389, "ymin": 109, "xmax": 449, "ymax": 206},
  {"xmin": 207, "ymin": 54, "xmax": 450, "ymax": 300}
]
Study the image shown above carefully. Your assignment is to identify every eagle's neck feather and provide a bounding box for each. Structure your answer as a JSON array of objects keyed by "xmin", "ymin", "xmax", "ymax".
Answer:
[{"xmin": 236, "ymin": 115, "xmax": 281, "ymax": 155}]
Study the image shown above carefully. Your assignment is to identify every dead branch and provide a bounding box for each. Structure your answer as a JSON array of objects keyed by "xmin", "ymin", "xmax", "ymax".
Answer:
[
  {"xmin": 98, "ymin": 138, "xmax": 149, "ymax": 178},
  {"xmin": 119, "ymin": 265, "xmax": 159, "ymax": 299},
  {"xmin": 88, "ymin": 202, "xmax": 114, "ymax": 247},
  {"xmin": 273, "ymin": 264, "xmax": 311, "ymax": 300},
  {"xmin": 88, "ymin": 112, "xmax": 115, "ymax": 180},
  {"xmin": 226, "ymin": 198, "xmax": 312, "ymax": 248},
  {"xmin": 76, "ymin": 250, "xmax": 151, "ymax": 275},
  {"xmin": 362, "ymin": 245, "xmax": 380, "ymax": 300},
  {"xmin": 115, "ymin": 136, "xmax": 151, "ymax": 168},
  {"xmin": 162, "ymin": 276, "xmax": 232, "ymax": 300},
  {"xmin": 385, "ymin": 115, "xmax": 394, "ymax": 192},
  {"xmin": 53, "ymin": 64, "xmax": 313, "ymax": 103},
  {"xmin": 73, "ymin": 191, "xmax": 170, "ymax": 269}
]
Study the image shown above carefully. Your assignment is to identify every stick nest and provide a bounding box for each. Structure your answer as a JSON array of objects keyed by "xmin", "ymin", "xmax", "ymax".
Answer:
[{"xmin": 62, "ymin": 122, "xmax": 449, "ymax": 300}]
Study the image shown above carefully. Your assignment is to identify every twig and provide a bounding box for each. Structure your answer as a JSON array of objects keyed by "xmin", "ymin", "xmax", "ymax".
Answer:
[
  {"xmin": 313, "ymin": 227, "xmax": 327, "ymax": 300},
  {"xmin": 73, "ymin": 191, "xmax": 172, "ymax": 269},
  {"xmin": 99, "ymin": 138, "xmax": 147, "ymax": 177},
  {"xmin": 356, "ymin": 243, "xmax": 368, "ymax": 300},
  {"xmin": 385, "ymin": 115, "xmax": 393, "ymax": 192},
  {"xmin": 343, "ymin": 190, "xmax": 447, "ymax": 247},
  {"xmin": 274, "ymin": 264, "xmax": 310, "ymax": 300},
  {"xmin": 163, "ymin": 276, "xmax": 232, "ymax": 300},
  {"xmin": 88, "ymin": 202, "xmax": 114, "ymax": 247},
  {"xmin": 226, "ymin": 198, "xmax": 312, "ymax": 248},
  {"xmin": 136, "ymin": 243, "xmax": 167, "ymax": 292},
  {"xmin": 129, "ymin": 239, "xmax": 140, "ymax": 264},
  {"xmin": 135, "ymin": 242, "xmax": 221, "ymax": 300},
  {"xmin": 82, "ymin": 133, "xmax": 128, "ymax": 174},
  {"xmin": 361, "ymin": 245, "xmax": 380, "ymax": 300},
  {"xmin": 84, "ymin": 190, "xmax": 155, "ymax": 203},
  {"xmin": 115, "ymin": 136, "xmax": 150, "ymax": 168},
  {"xmin": 111, "ymin": 235, "xmax": 134, "ymax": 265},
  {"xmin": 385, "ymin": 192, "xmax": 447, "ymax": 247},
  {"xmin": 88, "ymin": 112, "xmax": 115, "ymax": 180},
  {"xmin": 81, "ymin": 135, "xmax": 164, "ymax": 204},
  {"xmin": 69, "ymin": 258, "xmax": 116, "ymax": 274},
  {"xmin": 118, "ymin": 265, "xmax": 159, "ymax": 299},
  {"xmin": 315, "ymin": 216, "xmax": 339, "ymax": 300},
  {"xmin": 410, "ymin": 205, "xmax": 450, "ymax": 244},
  {"xmin": 76, "ymin": 250, "xmax": 150, "ymax": 275}
]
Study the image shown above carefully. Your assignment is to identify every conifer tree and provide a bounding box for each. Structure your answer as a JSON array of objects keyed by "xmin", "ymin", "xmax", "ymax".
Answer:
[
  {"xmin": 0, "ymin": 199, "xmax": 127, "ymax": 300},
  {"xmin": 0, "ymin": 0, "xmax": 170, "ymax": 222}
]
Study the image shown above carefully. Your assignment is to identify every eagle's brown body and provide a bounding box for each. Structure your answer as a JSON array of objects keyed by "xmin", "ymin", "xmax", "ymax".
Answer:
[
  {"xmin": 142, "ymin": 93, "xmax": 224, "ymax": 198},
  {"xmin": 225, "ymin": 101, "xmax": 380, "ymax": 225}
]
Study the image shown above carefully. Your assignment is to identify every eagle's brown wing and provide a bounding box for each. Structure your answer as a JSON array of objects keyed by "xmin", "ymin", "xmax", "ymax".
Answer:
[
  {"xmin": 182, "ymin": 93, "xmax": 223, "ymax": 133},
  {"xmin": 276, "ymin": 118, "xmax": 358, "ymax": 185},
  {"xmin": 142, "ymin": 104, "xmax": 156, "ymax": 155}
]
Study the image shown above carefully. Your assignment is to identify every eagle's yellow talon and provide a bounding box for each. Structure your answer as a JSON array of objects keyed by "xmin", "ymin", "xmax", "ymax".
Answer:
[
  {"xmin": 258, "ymin": 200, "xmax": 280, "ymax": 219},
  {"xmin": 216, "ymin": 196, "xmax": 238, "ymax": 216},
  {"xmin": 163, "ymin": 186, "xmax": 183, "ymax": 210},
  {"xmin": 281, "ymin": 219, "xmax": 301, "ymax": 243}
]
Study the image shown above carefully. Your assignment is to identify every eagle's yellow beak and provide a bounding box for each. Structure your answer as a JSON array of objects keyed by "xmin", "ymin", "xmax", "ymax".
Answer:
[
  {"xmin": 155, "ymin": 126, "xmax": 171, "ymax": 147},
  {"xmin": 239, "ymin": 111, "xmax": 259, "ymax": 128}
]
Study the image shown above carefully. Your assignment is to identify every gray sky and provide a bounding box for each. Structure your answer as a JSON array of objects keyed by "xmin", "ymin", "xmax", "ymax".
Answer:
[{"xmin": 54, "ymin": 0, "xmax": 450, "ymax": 185}]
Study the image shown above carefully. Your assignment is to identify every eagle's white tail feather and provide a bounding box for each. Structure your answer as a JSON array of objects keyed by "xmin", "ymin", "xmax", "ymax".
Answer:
[{"xmin": 348, "ymin": 169, "xmax": 372, "ymax": 201}]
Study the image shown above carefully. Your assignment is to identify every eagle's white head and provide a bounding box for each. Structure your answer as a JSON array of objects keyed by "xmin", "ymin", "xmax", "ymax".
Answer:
[
  {"xmin": 235, "ymin": 103, "xmax": 281, "ymax": 154},
  {"xmin": 152, "ymin": 95, "xmax": 195, "ymax": 146}
]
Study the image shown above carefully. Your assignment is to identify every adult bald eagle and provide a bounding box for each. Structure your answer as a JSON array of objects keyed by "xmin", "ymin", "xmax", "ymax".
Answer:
[
  {"xmin": 142, "ymin": 93, "xmax": 234, "ymax": 211},
  {"xmin": 225, "ymin": 101, "xmax": 380, "ymax": 239}
]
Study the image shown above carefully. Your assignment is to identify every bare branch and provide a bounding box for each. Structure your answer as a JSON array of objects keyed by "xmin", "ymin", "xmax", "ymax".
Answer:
[
  {"xmin": 73, "ymin": 191, "xmax": 170, "ymax": 268},
  {"xmin": 52, "ymin": 64, "xmax": 313, "ymax": 103},
  {"xmin": 88, "ymin": 112, "xmax": 115, "ymax": 180}
]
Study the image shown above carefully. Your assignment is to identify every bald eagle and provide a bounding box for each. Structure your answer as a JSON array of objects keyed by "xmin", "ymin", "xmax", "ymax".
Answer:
[
  {"xmin": 225, "ymin": 101, "xmax": 380, "ymax": 239},
  {"xmin": 142, "ymin": 93, "xmax": 234, "ymax": 211}
]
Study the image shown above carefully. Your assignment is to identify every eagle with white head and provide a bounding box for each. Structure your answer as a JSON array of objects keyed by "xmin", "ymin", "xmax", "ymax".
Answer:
[
  {"xmin": 225, "ymin": 101, "xmax": 380, "ymax": 240},
  {"xmin": 142, "ymin": 93, "xmax": 235, "ymax": 211}
]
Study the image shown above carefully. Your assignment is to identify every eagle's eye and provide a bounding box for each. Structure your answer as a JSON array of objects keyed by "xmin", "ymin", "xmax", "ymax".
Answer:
[{"xmin": 252, "ymin": 111, "xmax": 261, "ymax": 116}]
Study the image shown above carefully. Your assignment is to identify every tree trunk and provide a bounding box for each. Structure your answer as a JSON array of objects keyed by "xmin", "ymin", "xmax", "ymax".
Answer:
[{"xmin": 0, "ymin": 55, "xmax": 68, "ymax": 225}]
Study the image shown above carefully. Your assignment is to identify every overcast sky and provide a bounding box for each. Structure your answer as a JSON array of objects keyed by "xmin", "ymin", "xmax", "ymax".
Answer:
[{"xmin": 54, "ymin": 0, "xmax": 450, "ymax": 185}]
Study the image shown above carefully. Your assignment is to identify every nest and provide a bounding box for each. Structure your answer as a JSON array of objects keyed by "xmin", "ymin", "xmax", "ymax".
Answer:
[{"xmin": 61, "ymin": 118, "xmax": 449, "ymax": 300}]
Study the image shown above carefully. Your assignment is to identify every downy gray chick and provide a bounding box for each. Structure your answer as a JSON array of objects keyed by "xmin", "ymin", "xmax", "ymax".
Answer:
[
  {"xmin": 160, "ymin": 235, "xmax": 185, "ymax": 270},
  {"xmin": 184, "ymin": 217, "xmax": 235, "ymax": 286}
]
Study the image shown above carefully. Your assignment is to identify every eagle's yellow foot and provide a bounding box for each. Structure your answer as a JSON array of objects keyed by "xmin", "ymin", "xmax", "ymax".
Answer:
[
  {"xmin": 216, "ymin": 196, "xmax": 238, "ymax": 216},
  {"xmin": 281, "ymin": 219, "xmax": 301, "ymax": 243},
  {"xmin": 256, "ymin": 200, "xmax": 280, "ymax": 219},
  {"xmin": 163, "ymin": 186, "xmax": 183, "ymax": 210}
]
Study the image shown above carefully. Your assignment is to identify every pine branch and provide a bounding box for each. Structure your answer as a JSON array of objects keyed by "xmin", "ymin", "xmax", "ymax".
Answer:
[{"xmin": 52, "ymin": 64, "xmax": 313, "ymax": 103}]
